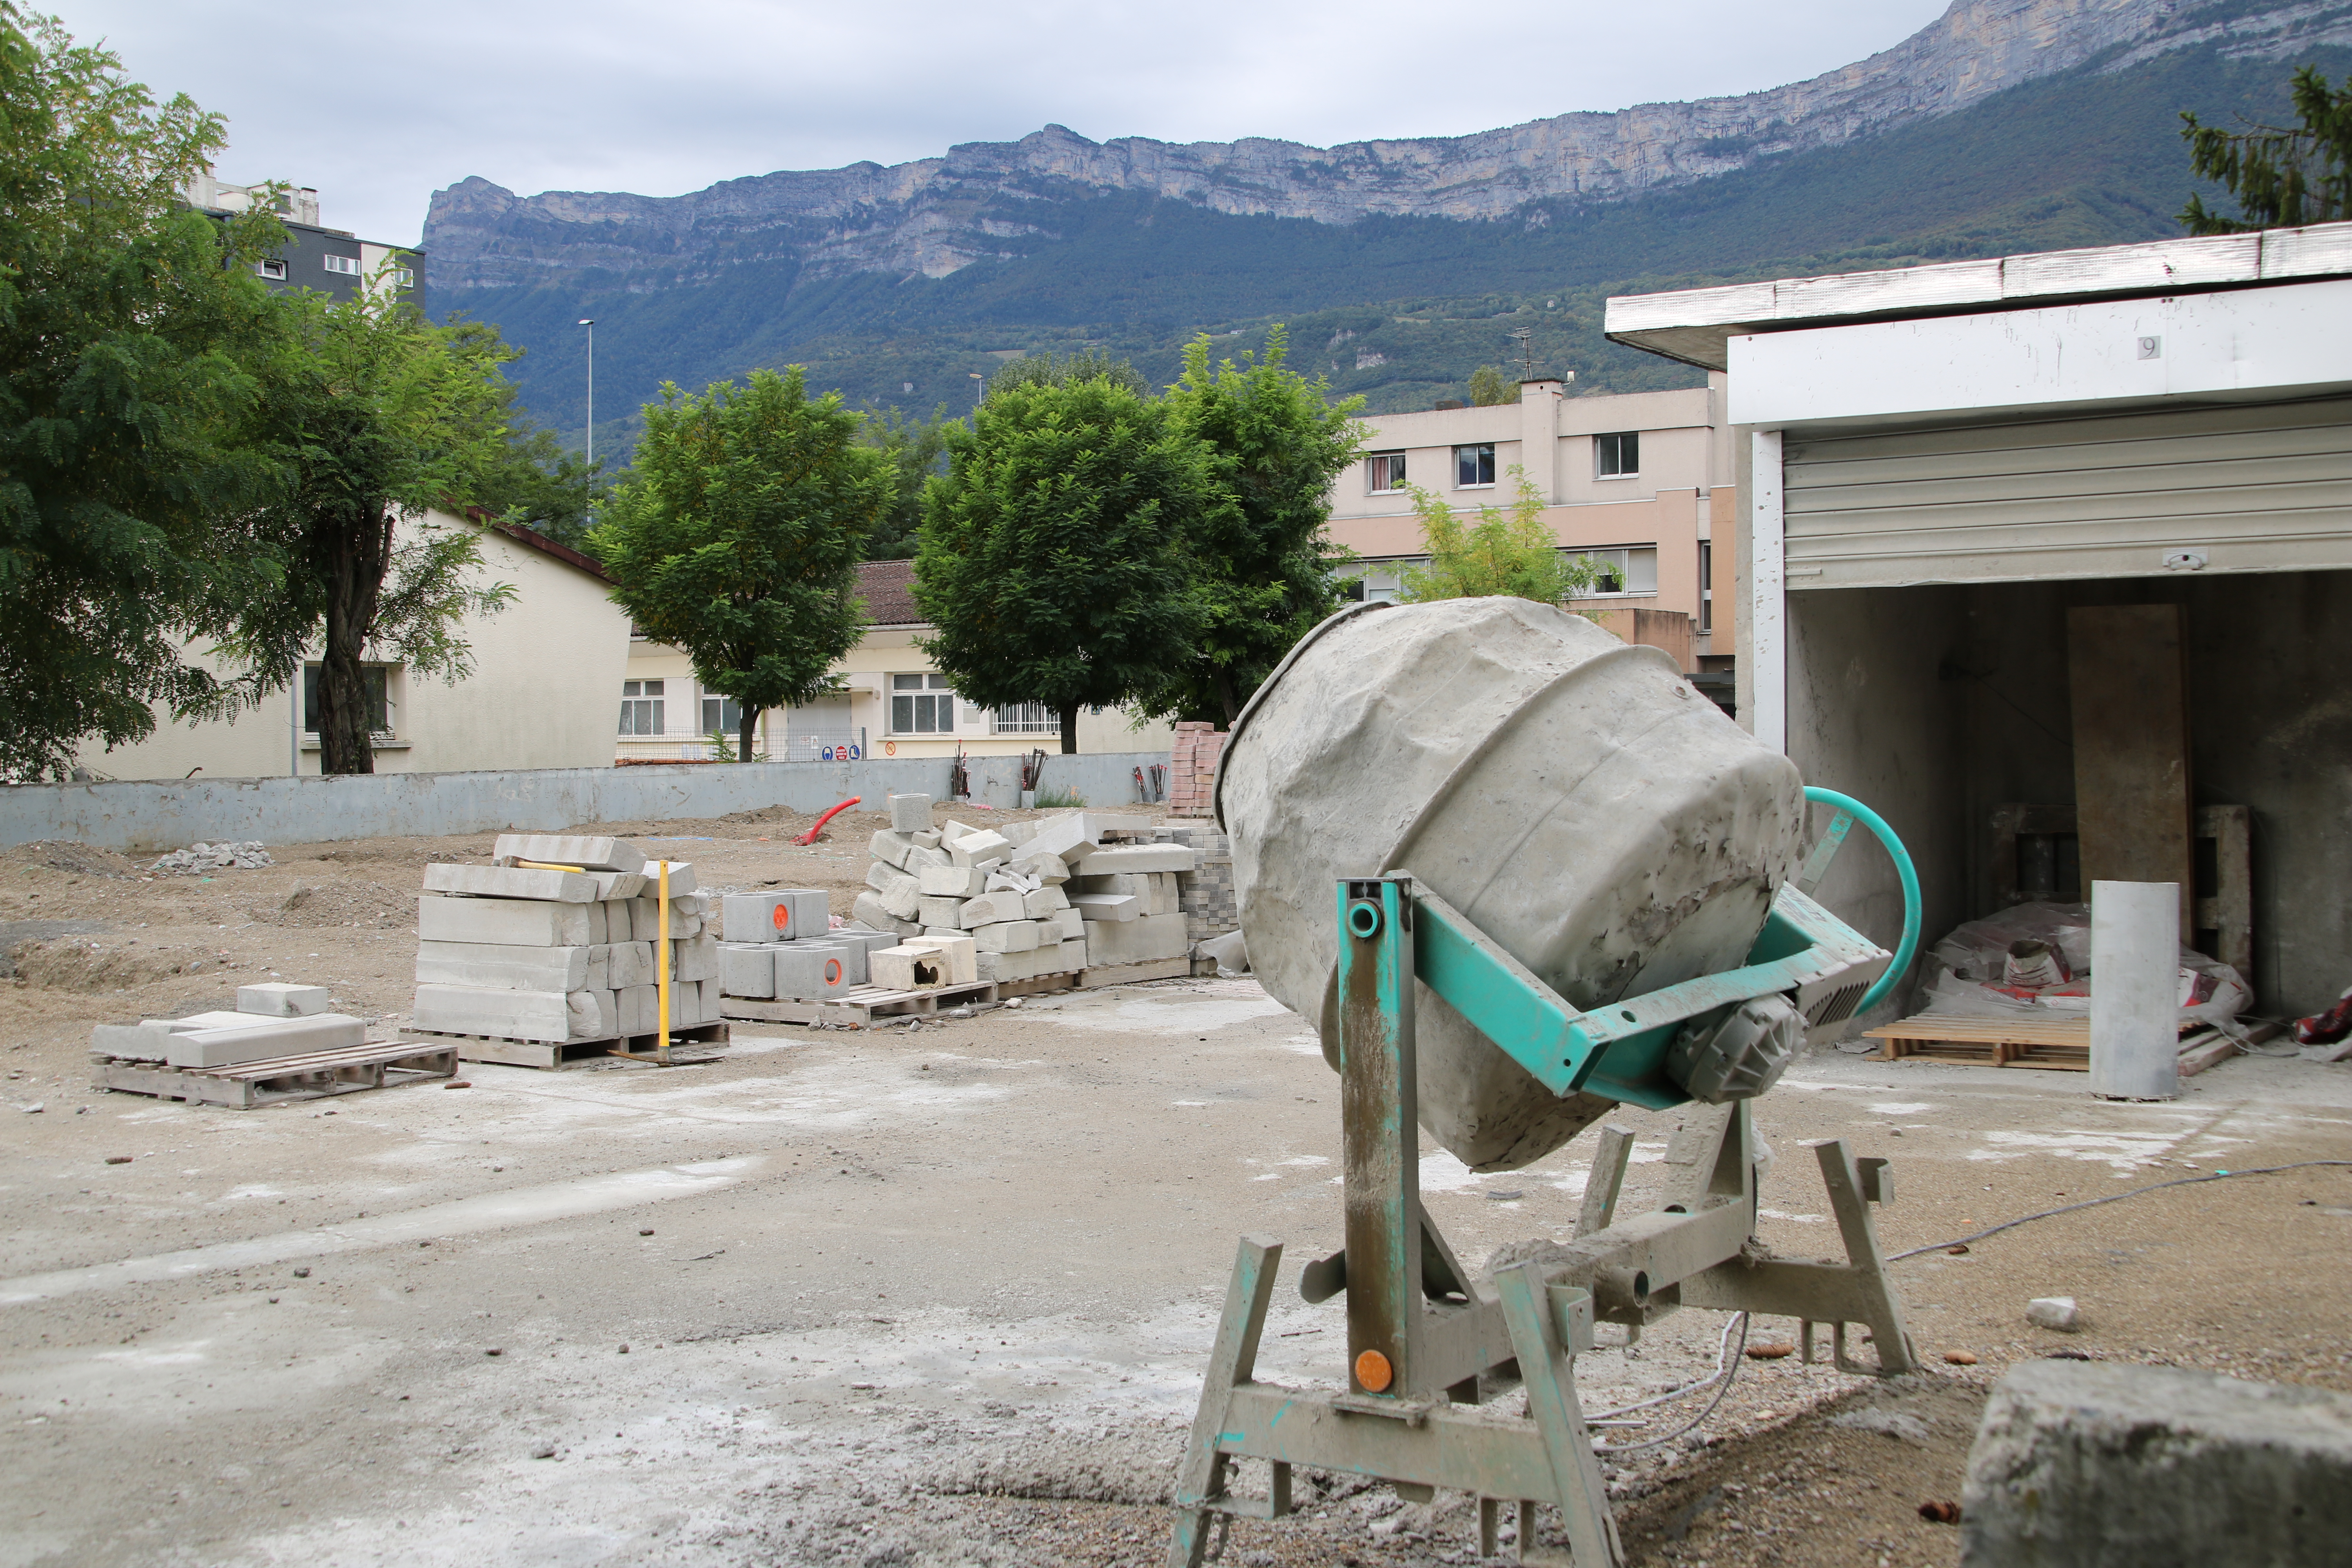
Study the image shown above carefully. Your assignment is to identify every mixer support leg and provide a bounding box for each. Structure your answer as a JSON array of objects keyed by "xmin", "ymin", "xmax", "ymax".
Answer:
[
  {"xmin": 1168, "ymin": 1233, "xmax": 1284, "ymax": 1568},
  {"xmin": 1812, "ymin": 1139, "xmax": 1917, "ymax": 1374},
  {"xmin": 1497, "ymin": 1261, "xmax": 1623, "ymax": 1567}
]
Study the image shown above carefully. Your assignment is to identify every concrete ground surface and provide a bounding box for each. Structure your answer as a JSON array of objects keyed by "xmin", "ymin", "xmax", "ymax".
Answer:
[{"xmin": 2, "ymin": 806, "xmax": 2349, "ymax": 1568}]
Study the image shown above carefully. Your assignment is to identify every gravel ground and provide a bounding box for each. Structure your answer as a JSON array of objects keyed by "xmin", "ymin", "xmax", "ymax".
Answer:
[{"xmin": 1, "ymin": 806, "xmax": 2348, "ymax": 1567}]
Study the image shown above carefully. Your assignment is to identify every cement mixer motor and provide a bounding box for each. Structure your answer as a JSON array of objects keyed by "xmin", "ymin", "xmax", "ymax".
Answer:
[{"xmin": 1167, "ymin": 599, "xmax": 1925, "ymax": 1568}]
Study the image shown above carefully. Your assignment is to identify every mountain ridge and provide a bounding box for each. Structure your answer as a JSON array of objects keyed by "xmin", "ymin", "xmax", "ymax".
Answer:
[{"xmin": 424, "ymin": 0, "xmax": 2352, "ymax": 289}]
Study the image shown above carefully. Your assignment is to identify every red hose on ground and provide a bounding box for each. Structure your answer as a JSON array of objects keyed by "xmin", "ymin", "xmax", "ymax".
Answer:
[{"xmin": 797, "ymin": 796, "xmax": 860, "ymax": 846}]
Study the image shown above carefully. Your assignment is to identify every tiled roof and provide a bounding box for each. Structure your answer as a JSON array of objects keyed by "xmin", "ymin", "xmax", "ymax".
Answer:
[{"xmin": 857, "ymin": 557, "xmax": 924, "ymax": 626}]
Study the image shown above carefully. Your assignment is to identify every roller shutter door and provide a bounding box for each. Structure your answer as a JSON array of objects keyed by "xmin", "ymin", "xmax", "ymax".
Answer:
[{"xmin": 1782, "ymin": 396, "xmax": 2352, "ymax": 589}]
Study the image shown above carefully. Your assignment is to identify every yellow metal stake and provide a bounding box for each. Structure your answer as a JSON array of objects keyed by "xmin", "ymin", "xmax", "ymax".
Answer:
[{"xmin": 656, "ymin": 860, "xmax": 671, "ymax": 1066}]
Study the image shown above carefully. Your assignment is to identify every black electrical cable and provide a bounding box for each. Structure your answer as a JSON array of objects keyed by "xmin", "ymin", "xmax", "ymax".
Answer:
[{"xmin": 1886, "ymin": 1159, "xmax": 2352, "ymax": 1262}]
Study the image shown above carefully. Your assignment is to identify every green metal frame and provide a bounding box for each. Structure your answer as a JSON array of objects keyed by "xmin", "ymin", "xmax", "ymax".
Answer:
[{"xmin": 1169, "ymin": 819, "xmax": 1921, "ymax": 1568}]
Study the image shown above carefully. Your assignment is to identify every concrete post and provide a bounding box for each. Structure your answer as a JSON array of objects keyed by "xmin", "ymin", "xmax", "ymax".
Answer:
[{"xmin": 2089, "ymin": 879, "xmax": 2178, "ymax": 1100}]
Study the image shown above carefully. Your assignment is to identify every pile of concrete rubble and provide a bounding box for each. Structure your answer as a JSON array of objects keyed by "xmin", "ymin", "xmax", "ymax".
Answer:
[
  {"xmin": 149, "ymin": 840, "xmax": 273, "ymax": 874},
  {"xmin": 853, "ymin": 797, "xmax": 1196, "ymax": 983}
]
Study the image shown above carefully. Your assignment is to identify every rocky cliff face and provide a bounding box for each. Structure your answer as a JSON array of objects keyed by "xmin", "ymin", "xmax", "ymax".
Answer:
[{"xmin": 424, "ymin": 0, "xmax": 2352, "ymax": 290}]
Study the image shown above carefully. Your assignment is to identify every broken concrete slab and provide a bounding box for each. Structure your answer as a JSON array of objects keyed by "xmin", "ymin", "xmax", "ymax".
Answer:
[
  {"xmin": 971, "ymin": 920, "xmax": 1041, "ymax": 953},
  {"xmin": 1078, "ymin": 844, "xmax": 1197, "ymax": 875},
  {"xmin": 1960, "ymin": 1360, "xmax": 2352, "ymax": 1566},
  {"xmin": 918, "ymin": 864, "xmax": 988, "ymax": 897},
  {"xmin": 1046, "ymin": 907, "xmax": 1086, "ymax": 943},
  {"xmin": 423, "ymin": 864, "xmax": 599, "ymax": 903},
  {"xmin": 917, "ymin": 895, "xmax": 969, "ymax": 929},
  {"xmin": 418, "ymin": 895, "xmax": 593, "ymax": 948},
  {"xmin": 850, "ymin": 891, "xmax": 923, "ymax": 939},
  {"xmin": 956, "ymin": 890, "xmax": 1025, "ymax": 929},
  {"xmin": 236, "ymin": 982, "xmax": 330, "ymax": 1017},
  {"xmin": 949, "ymin": 830, "xmax": 1012, "ymax": 870},
  {"xmin": 606, "ymin": 940, "xmax": 655, "ymax": 989},
  {"xmin": 163, "ymin": 1012, "xmax": 366, "ymax": 1068},
  {"xmin": 1070, "ymin": 893, "xmax": 1139, "ymax": 923},
  {"xmin": 869, "ymin": 829, "xmax": 918, "ymax": 870},
  {"xmin": 889, "ymin": 794, "xmax": 933, "ymax": 833},
  {"xmin": 1022, "ymin": 886, "xmax": 1071, "ymax": 918},
  {"xmin": 589, "ymin": 870, "xmax": 648, "ymax": 900},
  {"xmin": 1010, "ymin": 851, "xmax": 1070, "ymax": 886},
  {"xmin": 644, "ymin": 860, "xmax": 699, "ymax": 895},
  {"xmin": 492, "ymin": 834, "xmax": 647, "ymax": 875}
]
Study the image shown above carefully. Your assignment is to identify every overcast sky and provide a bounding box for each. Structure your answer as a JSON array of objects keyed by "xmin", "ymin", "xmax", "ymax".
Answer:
[{"xmin": 60, "ymin": 0, "xmax": 1950, "ymax": 246}]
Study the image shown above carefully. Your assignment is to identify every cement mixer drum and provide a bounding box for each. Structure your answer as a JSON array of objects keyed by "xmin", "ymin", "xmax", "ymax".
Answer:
[{"xmin": 1216, "ymin": 597, "xmax": 1806, "ymax": 1171}]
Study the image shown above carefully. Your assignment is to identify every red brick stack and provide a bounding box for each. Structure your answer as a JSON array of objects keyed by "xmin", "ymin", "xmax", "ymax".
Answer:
[{"xmin": 1169, "ymin": 723, "xmax": 1228, "ymax": 819}]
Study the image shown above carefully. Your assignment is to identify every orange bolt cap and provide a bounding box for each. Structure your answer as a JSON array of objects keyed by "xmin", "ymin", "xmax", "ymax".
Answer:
[{"xmin": 1354, "ymin": 1349, "xmax": 1394, "ymax": 1393}]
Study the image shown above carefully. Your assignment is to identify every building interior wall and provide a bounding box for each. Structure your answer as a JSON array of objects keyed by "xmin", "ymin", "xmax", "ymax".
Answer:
[{"xmin": 1789, "ymin": 570, "xmax": 2352, "ymax": 1018}]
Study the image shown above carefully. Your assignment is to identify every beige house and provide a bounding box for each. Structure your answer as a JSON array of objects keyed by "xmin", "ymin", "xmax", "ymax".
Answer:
[
  {"xmin": 1325, "ymin": 381, "xmax": 1737, "ymax": 682},
  {"xmin": 617, "ymin": 559, "xmax": 1175, "ymax": 762},
  {"xmin": 73, "ymin": 512, "xmax": 630, "ymax": 779}
]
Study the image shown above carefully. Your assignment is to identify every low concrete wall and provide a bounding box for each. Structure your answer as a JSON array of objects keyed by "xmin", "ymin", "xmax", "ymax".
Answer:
[{"xmin": 3, "ymin": 753, "xmax": 1170, "ymax": 853}]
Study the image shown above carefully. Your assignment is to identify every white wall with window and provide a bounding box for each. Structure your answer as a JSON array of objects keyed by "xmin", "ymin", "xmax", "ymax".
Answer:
[
  {"xmin": 1366, "ymin": 452, "xmax": 1407, "ymax": 494},
  {"xmin": 1595, "ymin": 430, "xmax": 1640, "ymax": 479},
  {"xmin": 889, "ymin": 673, "xmax": 956, "ymax": 735},
  {"xmin": 71, "ymin": 511, "xmax": 631, "ymax": 779},
  {"xmin": 612, "ymin": 655, "xmax": 806, "ymax": 762},
  {"xmin": 1454, "ymin": 443, "xmax": 1496, "ymax": 488}
]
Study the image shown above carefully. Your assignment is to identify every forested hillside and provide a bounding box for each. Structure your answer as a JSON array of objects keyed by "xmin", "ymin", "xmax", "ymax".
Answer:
[{"xmin": 445, "ymin": 41, "xmax": 2348, "ymax": 457}]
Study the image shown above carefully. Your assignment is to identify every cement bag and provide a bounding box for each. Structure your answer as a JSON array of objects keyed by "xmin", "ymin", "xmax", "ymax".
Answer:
[{"xmin": 1216, "ymin": 598, "xmax": 1805, "ymax": 1171}]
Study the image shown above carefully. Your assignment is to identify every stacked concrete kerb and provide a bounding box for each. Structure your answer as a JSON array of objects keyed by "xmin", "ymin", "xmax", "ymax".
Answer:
[{"xmin": 410, "ymin": 834, "xmax": 721, "ymax": 1043}]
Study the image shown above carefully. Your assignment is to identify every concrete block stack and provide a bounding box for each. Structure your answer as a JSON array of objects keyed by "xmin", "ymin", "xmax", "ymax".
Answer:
[
  {"xmin": 409, "ymin": 834, "xmax": 721, "ymax": 1043},
  {"xmin": 1066, "ymin": 840, "xmax": 1195, "ymax": 968},
  {"xmin": 855, "ymin": 795, "xmax": 1151, "ymax": 984},
  {"xmin": 1152, "ymin": 822, "xmax": 1237, "ymax": 942},
  {"xmin": 715, "ymin": 890, "xmax": 900, "ymax": 1002}
]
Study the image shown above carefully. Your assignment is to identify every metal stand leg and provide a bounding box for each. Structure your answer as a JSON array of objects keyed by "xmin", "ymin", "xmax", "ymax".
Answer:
[
  {"xmin": 1811, "ymin": 1140, "xmax": 1917, "ymax": 1374},
  {"xmin": 1574, "ymin": 1125, "xmax": 1636, "ymax": 1239},
  {"xmin": 1495, "ymin": 1261, "xmax": 1622, "ymax": 1567},
  {"xmin": 1169, "ymin": 1234, "xmax": 1284, "ymax": 1568}
]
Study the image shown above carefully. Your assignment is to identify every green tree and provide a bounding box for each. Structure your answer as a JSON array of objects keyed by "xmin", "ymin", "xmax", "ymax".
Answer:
[
  {"xmin": 0, "ymin": 6, "xmax": 289, "ymax": 779},
  {"xmin": 1467, "ymin": 364, "xmax": 1517, "ymax": 406},
  {"xmin": 914, "ymin": 375, "xmax": 1205, "ymax": 754},
  {"xmin": 2180, "ymin": 64, "xmax": 2352, "ymax": 232},
  {"xmin": 858, "ymin": 401, "xmax": 955, "ymax": 560},
  {"xmin": 1399, "ymin": 470, "xmax": 1601, "ymax": 604},
  {"xmin": 983, "ymin": 348, "xmax": 1150, "ymax": 401},
  {"xmin": 590, "ymin": 367, "xmax": 886, "ymax": 762},
  {"xmin": 223, "ymin": 283, "xmax": 523, "ymax": 773},
  {"xmin": 1147, "ymin": 327, "xmax": 1364, "ymax": 724}
]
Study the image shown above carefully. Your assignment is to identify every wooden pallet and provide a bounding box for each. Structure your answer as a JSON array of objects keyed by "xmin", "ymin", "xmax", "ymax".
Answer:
[
  {"xmin": 1076, "ymin": 956, "xmax": 1194, "ymax": 989},
  {"xmin": 92, "ymin": 1039, "xmax": 461, "ymax": 1108},
  {"xmin": 1866, "ymin": 1014, "xmax": 2092, "ymax": 1071},
  {"xmin": 994, "ymin": 971, "xmax": 1083, "ymax": 1000},
  {"xmin": 720, "ymin": 978, "xmax": 998, "ymax": 1027},
  {"xmin": 417, "ymin": 1020, "xmax": 730, "ymax": 1069}
]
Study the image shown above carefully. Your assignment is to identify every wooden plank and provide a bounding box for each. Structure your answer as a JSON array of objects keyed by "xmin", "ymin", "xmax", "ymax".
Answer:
[
  {"xmin": 421, "ymin": 1021, "xmax": 728, "ymax": 1069},
  {"xmin": 1867, "ymin": 1015, "xmax": 2091, "ymax": 1046},
  {"xmin": 2068, "ymin": 604, "xmax": 2193, "ymax": 938},
  {"xmin": 1075, "ymin": 957, "xmax": 1192, "ymax": 989},
  {"xmin": 93, "ymin": 1042, "xmax": 460, "ymax": 1107}
]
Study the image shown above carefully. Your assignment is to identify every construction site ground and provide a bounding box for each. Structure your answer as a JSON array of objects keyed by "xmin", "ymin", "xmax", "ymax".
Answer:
[{"xmin": 2, "ymin": 804, "xmax": 2348, "ymax": 1568}]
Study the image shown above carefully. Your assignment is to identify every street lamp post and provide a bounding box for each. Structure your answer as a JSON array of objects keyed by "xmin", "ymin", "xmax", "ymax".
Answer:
[
  {"xmin": 578, "ymin": 319, "xmax": 596, "ymax": 469},
  {"xmin": 969, "ymin": 370, "xmax": 984, "ymax": 408}
]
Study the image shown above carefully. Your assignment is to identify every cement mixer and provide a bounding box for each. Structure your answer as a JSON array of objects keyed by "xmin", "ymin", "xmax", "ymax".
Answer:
[{"xmin": 1167, "ymin": 599, "xmax": 1924, "ymax": 1568}]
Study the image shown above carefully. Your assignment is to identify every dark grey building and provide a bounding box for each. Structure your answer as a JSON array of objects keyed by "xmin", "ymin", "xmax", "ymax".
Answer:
[{"xmin": 183, "ymin": 174, "xmax": 426, "ymax": 314}]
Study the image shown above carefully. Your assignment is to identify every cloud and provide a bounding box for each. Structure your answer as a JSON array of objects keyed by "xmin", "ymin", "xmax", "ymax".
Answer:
[{"xmin": 60, "ymin": 0, "xmax": 1948, "ymax": 245}]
